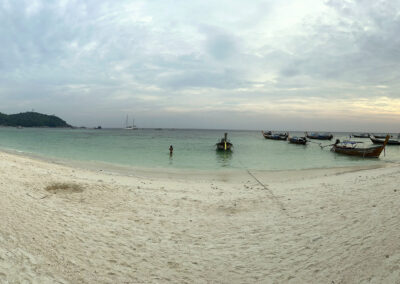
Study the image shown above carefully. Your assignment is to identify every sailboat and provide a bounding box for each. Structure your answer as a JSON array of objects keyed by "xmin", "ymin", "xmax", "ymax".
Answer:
[{"xmin": 125, "ymin": 115, "xmax": 138, "ymax": 130}]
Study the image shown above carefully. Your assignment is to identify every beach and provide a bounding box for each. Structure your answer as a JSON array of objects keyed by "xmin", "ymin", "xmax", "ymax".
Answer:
[{"xmin": 1, "ymin": 150, "xmax": 400, "ymax": 283}]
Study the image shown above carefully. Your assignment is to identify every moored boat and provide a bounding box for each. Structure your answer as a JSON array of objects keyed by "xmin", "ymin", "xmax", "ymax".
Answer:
[
  {"xmin": 371, "ymin": 134, "xmax": 388, "ymax": 139},
  {"xmin": 305, "ymin": 132, "xmax": 333, "ymax": 140},
  {"xmin": 262, "ymin": 131, "xmax": 288, "ymax": 140},
  {"xmin": 351, "ymin": 133, "xmax": 370, "ymax": 138},
  {"xmin": 331, "ymin": 135, "xmax": 389, "ymax": 158},
  {"xmin": 288, "ymin": 135, "xmax": 307, "ymax": 145},
  {"xmin": 370, "ymin": 135, "xmax": 400, "ymax": 145},
  {"xmin": 124, "ymin": 115, "xmax": 138, "ymax": 130},
  {"xmin": 216, "ymin": 133, "xmax": 233, "ymax": 151}
]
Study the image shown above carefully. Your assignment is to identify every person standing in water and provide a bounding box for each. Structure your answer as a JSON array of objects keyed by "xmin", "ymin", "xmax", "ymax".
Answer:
[{"xmin": 169, "ymin": 145, "xmax": 173, "ymax": 156}]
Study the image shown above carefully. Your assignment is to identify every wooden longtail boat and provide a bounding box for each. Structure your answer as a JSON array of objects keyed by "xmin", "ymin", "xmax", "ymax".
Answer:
[
  {"xmin": 331, "ymin": 135, "xmax": 389, "ymax": 158},
  {"xmin": 370, "ymin": 135, "xmax": 400, "ymax": 145},
  {"xmin": 288, "ymin": 135, "xmax": 307, "ymax": 145},
  {"xmin": 216, "ymin": 133, "xmax": 233, "ymax": 151},
  {"xmin": 262, "ymin": 131, "xmax": 288, "ymax": 140},
  {"xmin": 305, "ymin": 132, "xmax": 333, "ymax": 140},
  {"xmin": 351, "ymin": 133, "xmax": 370, "ymax": 138},
  {"xmin": 371, "ymin": 134, "xmax": 388, "ymax": 139}
]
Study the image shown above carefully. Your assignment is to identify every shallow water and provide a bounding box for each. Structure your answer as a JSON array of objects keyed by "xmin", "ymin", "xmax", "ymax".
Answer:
[{"xmin": 0, "ymin": 128, "xmax": 399, "ymax": 171}]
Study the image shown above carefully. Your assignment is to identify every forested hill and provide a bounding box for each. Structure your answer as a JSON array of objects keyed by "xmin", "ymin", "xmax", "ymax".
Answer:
[{"xmin": 0, "ymin": 112, "xmax": 71, "ymax": 127}]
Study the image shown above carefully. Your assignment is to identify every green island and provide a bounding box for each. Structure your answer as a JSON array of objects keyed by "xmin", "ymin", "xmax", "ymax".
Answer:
[{"xmin": 0, "ymin": 112, "xmax": 71, "ymax": 127}]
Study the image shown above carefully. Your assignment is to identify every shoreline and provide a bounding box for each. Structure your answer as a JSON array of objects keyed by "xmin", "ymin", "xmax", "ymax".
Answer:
[
  {"xmin": 1, "ymin": 149, "xmax": 400, "ymax": 283},
  {"xmin": 0, "ymin": 146, "xmax": 396, "ymax": 182}
]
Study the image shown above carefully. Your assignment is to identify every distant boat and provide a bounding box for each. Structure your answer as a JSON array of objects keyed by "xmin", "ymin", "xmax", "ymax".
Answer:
[
  {"xmin": 305, "ymin": 132, "xmax": 333, "ymax": 140},
  {"xmin": 351, "ymin": 133, "xmax": 370, "ymax": 138},
  {"xmin": 371, "ymin": 133, "xmax": 389, "ymax": 139},
  {"xmin": 95, "ymin": 126, "xmax": 102, "ymax": 129},
  {"xmin": 331, "ymin": 135, "xmax": 389, "ymax": 158},
  {"xmin": 288, "ymin": 135, "xmax": 307, "ymax": 145},
  {"xmin": 216, "ymin": 133, "xmax": 233, "ymax": 151},
  {"xmin": 262, "ymin": 131, "xmax": 288, "ymax": 140},
  {"xmin": 370, "ymin": 135, "xmax": 400, "ymax": 145},
  {"xmin": 125, "ymin": 115, "xmax": 138, "ymax": 130}
]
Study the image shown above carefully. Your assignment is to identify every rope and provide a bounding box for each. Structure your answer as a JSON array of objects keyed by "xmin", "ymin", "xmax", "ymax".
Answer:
[
  {"xmin": 238, "ymin": 159, "xmax": 289, "ymax": 216},
  {"xmin": 306, "ymin": 140, "xmax": 327, "ymax": 148}
]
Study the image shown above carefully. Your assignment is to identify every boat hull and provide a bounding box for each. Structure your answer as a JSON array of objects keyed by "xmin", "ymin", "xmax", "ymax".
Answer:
[
  {"xmin": 306, "ymin": 134, "xmax": 333, "ymax": 140},
  {"xmin": 371, "ymin": 134, "xmax": 387, "ymax": 139},
  {"xmin": 331, "ymin": 145, "xmax": 385, "ymax": 158},
  {"xmin": 370, "ymin": 136, "xmax": 400, "ymax": 145},
  {"xmin": 352, "ymin": 134, "xmax": 370, "ymax": 138},
  {"xmin": 262, "ymin": 131, "xmax": 288, "ymax": 140},
  {"xmin": 288, "ymin": 137, "xmax": 307, "ymax": 145},
  {"xmin": 332, "ymin": 135, "xmax": 389, "ymax": 158},
  {"xmin": 216, "ymin": 142, "xmax": 233, "ymax": 151}
]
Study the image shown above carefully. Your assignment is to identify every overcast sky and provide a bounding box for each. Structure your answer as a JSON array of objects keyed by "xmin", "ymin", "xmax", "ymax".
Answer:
[{"xmin": 1, "ymin": 0, "xmax": 400, "ymax": 131}]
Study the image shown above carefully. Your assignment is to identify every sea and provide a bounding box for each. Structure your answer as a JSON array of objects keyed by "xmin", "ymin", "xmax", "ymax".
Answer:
[{"xmin": 0, "ymin": 127, "xmax": 399, "ymax": 171}]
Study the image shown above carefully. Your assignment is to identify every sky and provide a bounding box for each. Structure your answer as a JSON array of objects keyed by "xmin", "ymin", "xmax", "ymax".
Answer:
[{"xmin": 1, "ymin": 0, "xmax": 400, "ymax": 131}]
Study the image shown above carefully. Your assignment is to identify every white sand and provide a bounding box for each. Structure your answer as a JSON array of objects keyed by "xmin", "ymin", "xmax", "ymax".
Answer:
[{"xmin": 0, "ymin": 150, "xmax": 400, "ymax": 283}]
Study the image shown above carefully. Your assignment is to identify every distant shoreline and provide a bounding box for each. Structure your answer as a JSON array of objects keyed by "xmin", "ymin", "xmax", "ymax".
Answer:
[{"xmin": 0, "ymin": 111, "xmax": 70, "ymax": 127}]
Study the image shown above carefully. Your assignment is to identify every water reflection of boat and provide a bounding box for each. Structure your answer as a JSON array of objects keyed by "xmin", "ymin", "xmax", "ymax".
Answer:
[{"xmin": 216, "ymin": 150, "xmax": 232, "ymax": 167}]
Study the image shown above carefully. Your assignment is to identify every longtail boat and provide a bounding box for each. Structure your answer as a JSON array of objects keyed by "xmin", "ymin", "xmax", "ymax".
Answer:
[
  {"xmin": 305, "ymin": 132, "xmax": 333, "ymax": 140},
  {"xmin": 331, "ymin": 135, "xmax": 389, "ymax": 158},
  {"xmin": 371, "ymin": 134, "xmax": 388, "ymax": 139},
  {"xmin": 288, "ymin": 135, "xmax": 307, "ymax": 145},
  {"xmin": 262, "ymin": 131, "xmax": 288, "ymax": 140},
  {"xmin": 370, "ymin": 135, "xmax": 400, "ymax": 145},
  {"xmin": 351, "ymin": 133, "xmax": 370, "ymax": 138},
  {"xmin": 216, "ymin": 133, "xmax": 233, "ymax": 151}
]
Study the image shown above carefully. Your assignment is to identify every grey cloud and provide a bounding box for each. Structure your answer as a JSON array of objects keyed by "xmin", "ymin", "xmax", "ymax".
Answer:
[
  {"xmin": 1, "ymin": 0, "xmax": 400, "ymax": 130},
  {"xmin": 158, "ymin": 69, "xmax": 246, "ymax": 89},
  {"xmin": 200, "ymin": 26, "xmax": 239, "ymax": 60},
  {"xmin": 276, "ymin": 0, "xmax": 400, "ymax": 88}
]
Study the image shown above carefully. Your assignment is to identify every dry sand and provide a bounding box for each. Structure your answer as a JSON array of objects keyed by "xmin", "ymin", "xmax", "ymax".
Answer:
[{"xmin": 0, "ymin": 150, "xmax": 400, "ymax": 283}]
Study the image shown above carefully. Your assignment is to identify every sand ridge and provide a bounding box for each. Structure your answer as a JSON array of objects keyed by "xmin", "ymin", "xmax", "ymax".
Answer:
[{"xmin": 0, "ymin": 151, "xmax": 400, "ymax": 283}]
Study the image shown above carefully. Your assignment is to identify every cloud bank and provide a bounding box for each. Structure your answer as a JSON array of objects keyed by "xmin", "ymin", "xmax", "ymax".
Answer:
[{"xmin": 0, "ymin": 0, "xmax": 400, "ymax": 131}]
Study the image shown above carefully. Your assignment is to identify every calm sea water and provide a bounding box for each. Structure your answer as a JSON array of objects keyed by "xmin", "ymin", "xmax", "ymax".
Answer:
[{"xmin": 0, "ymin": 128, "xmax": 399, "ymax": 171}]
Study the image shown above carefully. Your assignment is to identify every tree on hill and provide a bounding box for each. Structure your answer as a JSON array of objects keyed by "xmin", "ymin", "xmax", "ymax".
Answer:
[{"xmin": 0, "ymin": 112, "xmax": 71, "ymax": 127}]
